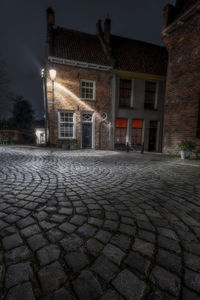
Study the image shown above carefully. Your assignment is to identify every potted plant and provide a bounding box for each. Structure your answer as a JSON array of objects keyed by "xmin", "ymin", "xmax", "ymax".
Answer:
[
  {"xmin": 70, "ymin": 139, "xmax": 78, "ymax": 150},
  {"xmin": 178, "ymin": 141, "xmax": 196, "ymax": 159},
  {"xmin": 62, "ymin": 139, "xmax": 78, "ymax": 150}
]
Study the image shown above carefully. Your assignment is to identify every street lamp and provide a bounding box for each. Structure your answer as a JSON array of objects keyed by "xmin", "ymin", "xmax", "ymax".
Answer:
[
  {"xmin": 49, "ymin": 69, "xmax": 56, "ymax": 146},
  {"xmin": 49, "ymin": 69, "xmax": 56, "ymax": 103},
  {"xmin": 49, "ymin": 69, "xmax": 56, "ymax": 81},
  {"xmin": 41, "ymin": 68, "xmax": 48, "ymax": 144}
]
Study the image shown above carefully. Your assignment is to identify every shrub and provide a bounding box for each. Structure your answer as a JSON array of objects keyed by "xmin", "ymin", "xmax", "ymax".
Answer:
[{"xmin": 178, "ymin": 141, "xmax": 196, "ymax": 151}]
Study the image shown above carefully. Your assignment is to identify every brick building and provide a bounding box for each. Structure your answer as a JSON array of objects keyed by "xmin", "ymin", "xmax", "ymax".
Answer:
[
  {"xmin": 162, "ymin": 0, "xmax": 200, "ymax": 153},
  {"xmin": 45, "ymin": 8, "xmax": 167, "ymax": 150}
]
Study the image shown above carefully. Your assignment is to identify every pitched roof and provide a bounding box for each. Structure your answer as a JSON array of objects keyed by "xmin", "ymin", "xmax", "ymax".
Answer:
[
  {"xmin": 51, "ymin": 27, "xmax": 167, "ymax": 76},
  {"xmin": 53, "ymin": 27, "xmax": 110, "ymax": 66},
  {"xmin": 111, "ymin": 35, "xmax": 167, "ymax": 76}
]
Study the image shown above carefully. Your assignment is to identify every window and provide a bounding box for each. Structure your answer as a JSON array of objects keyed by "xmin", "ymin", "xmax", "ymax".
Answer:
[
  {"xmin": 131, "ymin": 120, "xmax": 143, "ymax": 145},
  {"xmin": 82, "ymin": 113, "xmax": 93, "ymax": 122},
  {"xmin": 81, "ymin": 80, "xmax": 95, "ymax": 100},
  {"xmin": 119, "ymin": 79, "xmax": 132, "ymax": 107},
  {"xmin": 101, "ymin": 112, "xmax": 107, "ymax": 120},
  {"xmin": 40, "ymin": 133, "xmax": 45, "ymax": 144},
  {"xmin": 115, "ymin": 118, "xmax": 127, "ymax": 144},
  {"xmin": 59, "ymin": 111, "xmax": 75, "ymax": 138},
  {"xmin": 116, "ymin": 119, "xmax": 127, "ymax": 128},
  {"xmin": 144, "ymin": 81, "xmax": 157, "ymax": 109}
]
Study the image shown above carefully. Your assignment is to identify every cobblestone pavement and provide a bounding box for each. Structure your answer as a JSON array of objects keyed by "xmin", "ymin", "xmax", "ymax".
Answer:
[{"xmin": 0, "ymin": 146, "xmax": 200, "ymax": 300}]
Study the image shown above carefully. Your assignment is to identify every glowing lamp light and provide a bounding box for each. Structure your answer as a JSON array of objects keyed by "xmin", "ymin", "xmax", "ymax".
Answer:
[
  {"xmin": 41, "ymin": 68, "xmax": 45, "ymax": 78},
  {"xmin": 49, "ymin": 69, "xmax": 56, "ymax": 81}
]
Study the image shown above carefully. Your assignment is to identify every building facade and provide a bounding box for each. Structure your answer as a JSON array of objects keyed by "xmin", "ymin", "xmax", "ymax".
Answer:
[
  {"xmin": 45, "ymin": 8, "xmax": 167, "ymax": 151},
  {"xmin": 111, "ymin": 71, "xmax": 166, "ymax": 152},
  {"xmin": 162, "ymin": 0, "xmax": 200, "ymax": 153}
]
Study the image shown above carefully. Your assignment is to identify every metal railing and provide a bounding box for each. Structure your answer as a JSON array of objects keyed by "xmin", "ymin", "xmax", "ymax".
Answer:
[
  {"xmin": 0, "ymin": 134, "xmax": 11, "ymax": 145},
  {"xmin": 115, "ymin": 142, "xmax": 144, "ymax": 154}
]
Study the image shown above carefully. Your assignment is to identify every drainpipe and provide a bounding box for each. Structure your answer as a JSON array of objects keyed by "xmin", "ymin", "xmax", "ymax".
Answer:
[{"xmin": 109, "ymin": 71, "xmax": 116, "ymax": 150}]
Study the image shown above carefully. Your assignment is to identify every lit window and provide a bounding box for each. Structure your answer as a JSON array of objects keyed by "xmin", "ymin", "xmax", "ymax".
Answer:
[
  {"xmin": 59, "ymin": 111, "xmax": 75, "ymax": 138},
  {"xmin": 132, "ymin": 120, "xmax": 143, "ymax": 145},
  {"xmin": 119, "ymin": 79, "xmax": 132, "ymax": 107},
  {"xmin": 144, "ymin": 81, "xmax": 157, "ymax": 109},
  {"xmin": 40, "ymin": 133, "xmax": 45, "ymax": 143},
  {"xmin": 132, "ymin": 120, "xmax": 143, "ymax": 129},
  {"xmin": 116, "ymin": 119, "xmax": 127, "ymax": 128},
  {"xmin": 81, "ymin": 80, "xmax": 95, "ymax": 100},
  {"xmin": 115, "ymin": 118, "xmax": 127, "ymax": 145}
]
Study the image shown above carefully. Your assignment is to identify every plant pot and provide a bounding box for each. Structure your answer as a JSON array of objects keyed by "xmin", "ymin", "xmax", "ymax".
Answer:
[
  {"xmin": 62, "ymin": 144, "xmax": 70, "ymax": 150},
  {"xmin": 70, "ymin": 145, "xmax": 77, "ymax": 150},
  {"xmin": 196, "ymin": 152, "xmax": 200, "ymax": 160},
  {"xmin": 180, "ymin": 150, "xmax": 190, "ymax": 159}
]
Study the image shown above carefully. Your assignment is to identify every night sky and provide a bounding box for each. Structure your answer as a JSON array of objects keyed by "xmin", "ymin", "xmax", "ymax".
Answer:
[{"xmin": 0, "ymin": 0, "xmax": 175, "ymax": 120}]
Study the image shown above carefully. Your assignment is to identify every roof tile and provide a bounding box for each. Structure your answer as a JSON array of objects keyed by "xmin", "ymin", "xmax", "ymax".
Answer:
[{"xmin": 51, "ymin": 27, "xmax": 167, "ymax": 76}]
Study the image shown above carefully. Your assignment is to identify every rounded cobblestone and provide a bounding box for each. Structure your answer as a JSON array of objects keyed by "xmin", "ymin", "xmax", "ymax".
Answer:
[{"xmin": 0, "ymin": 146, "xmax": 200, "ymax": 299}]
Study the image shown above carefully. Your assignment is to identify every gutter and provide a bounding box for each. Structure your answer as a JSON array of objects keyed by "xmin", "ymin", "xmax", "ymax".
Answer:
[{"xmin": 48, "ymin": 56, "xmax": 113, "ymax": 72}]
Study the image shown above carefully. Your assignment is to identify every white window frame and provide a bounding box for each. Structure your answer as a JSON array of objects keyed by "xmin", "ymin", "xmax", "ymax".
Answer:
[
  {"xmin": 58, "ymin": 111, "xmax": 76, "ymax": 139},
  {"xmin": 80, "ymin": 79, "xmax": 96, "ymax": 100},
  {"xmin": 81, "ymin": 112, "xmax": 93, "ymax": 122}
]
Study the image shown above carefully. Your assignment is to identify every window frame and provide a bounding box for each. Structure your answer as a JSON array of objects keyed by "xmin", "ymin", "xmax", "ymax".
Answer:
[
  {"xmin": 80, "ymin": 79, "xmax": 96, "ymax": 101},
  {"xmin": 81, "ymin": 111, "xmax": 94, "ymax": 123},
  {"xmin": 131, "ymin": 119, "xmax": 143, "ymax": 145},
  {"xmin": 115, "ymin": 118, "xmax": 128, "ymax": 145},
  {"xmin": 58, "ymin": 111, "xmax": 76, "ymax": 139},
  {"xmin": 116, "ymin": 118, "xmax": 127, "ymax": 128},
  {"xmin": 144, "ymin": 80, "xmax": 158, "ymax": 110},
  {"xmin": 119, "ymin": 79, "xmax": 132, "ymax": 108}
]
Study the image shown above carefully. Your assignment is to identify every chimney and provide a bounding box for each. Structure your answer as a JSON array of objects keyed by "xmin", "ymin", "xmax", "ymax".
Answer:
[
  {"xmin": 46, "ymin": 7, "xmax": 55, "ymax": 27},
  {"xmin": 96, "ymin": 20, "xmax": 103, "ymax": 37},
  {"xmin": 96, "ymin": 16, "xmax": 115, "ymax": 67},
  {"xmin": 162, "ymin": 4, "xmax": 176, "ymax": 30},
  {"xmin": 46, "ymin": 7, "xmax": 55, "ymax": 56},
  {"xmin": 104, "ymin": 14, "xmax": 111, "ymax": 46}
]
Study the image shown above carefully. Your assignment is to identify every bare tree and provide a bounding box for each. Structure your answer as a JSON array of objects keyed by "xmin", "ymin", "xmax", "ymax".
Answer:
[{"xmin": 0, "ymin": 60, "xmax": 14, "ymax": 120}]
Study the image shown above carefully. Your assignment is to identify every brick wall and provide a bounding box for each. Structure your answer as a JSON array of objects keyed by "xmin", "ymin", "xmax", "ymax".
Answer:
[
  {"xmin": 162, "ymin": 11, "xmax": 200, "ymax": 153},
  {"xmin": 46, "ymin": 62, "xmax": 111, "ymax": 149}
]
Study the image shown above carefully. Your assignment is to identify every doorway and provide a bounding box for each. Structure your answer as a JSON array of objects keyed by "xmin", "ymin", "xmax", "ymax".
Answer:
[
  {"xmin": 148, "ymin": 121, "xmax": 158, "ymax": 151},
  {"xmin": 82, "ymin": 112, "xmax": 93, "ymax": 149}
]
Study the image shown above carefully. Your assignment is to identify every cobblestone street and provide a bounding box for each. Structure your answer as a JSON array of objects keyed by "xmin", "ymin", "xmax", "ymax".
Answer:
[{"xmin": 0, "ymin": 146, "xmax": 200, "ymax": 299}]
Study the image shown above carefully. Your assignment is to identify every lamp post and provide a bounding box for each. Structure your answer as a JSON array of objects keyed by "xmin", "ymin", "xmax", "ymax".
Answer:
[
  {"xmin": 41, "ymin": 68, "xmax": 48, "ymax": 145},
  {"xmin": 49, "ymin": 69, "xmax": 57, "ymax": 96},
  {"xmin": 49, "ymin": 69, "xmax": 56, "ymax": 145}
]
